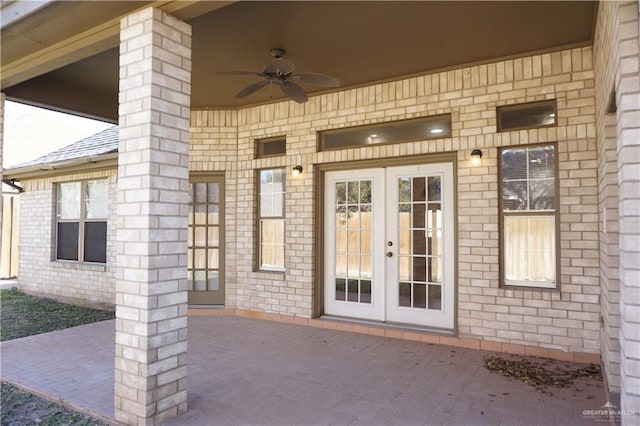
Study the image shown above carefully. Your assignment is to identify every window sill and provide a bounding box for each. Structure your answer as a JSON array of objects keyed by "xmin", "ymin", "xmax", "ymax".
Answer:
[
  {"xmin": 52, "ymin": 261, "xmax": 107, "ymax": 273},
  {"xmin": 503, "ymin": 281, "xmax": 556, "ymax": 290}
]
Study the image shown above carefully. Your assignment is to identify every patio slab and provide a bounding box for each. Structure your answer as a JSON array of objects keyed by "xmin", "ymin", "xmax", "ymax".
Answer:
[{"xmin": 1, "ymin": 316, "xmax": 606, "ymax": 425}]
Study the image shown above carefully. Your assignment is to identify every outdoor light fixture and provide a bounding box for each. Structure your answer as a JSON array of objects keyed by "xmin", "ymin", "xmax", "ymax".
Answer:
[
  {"xmin": 470, "ymin": 149, "xmax": 483, "ymax": 166},
  {"xmin": 292, "ymin": 165, "xmax": 303, "ymax": 176}
]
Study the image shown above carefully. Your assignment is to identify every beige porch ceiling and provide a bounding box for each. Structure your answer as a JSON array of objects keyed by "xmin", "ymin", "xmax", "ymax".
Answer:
[{"xmin": 1, "ymin": 1, "xmax": 597, "ymax": 121}]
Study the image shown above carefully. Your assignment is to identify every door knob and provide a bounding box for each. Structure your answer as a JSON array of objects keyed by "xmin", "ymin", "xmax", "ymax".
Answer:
[{"xmin": 386, "ymin": 252, "xmax": 393, "ymax": 258}]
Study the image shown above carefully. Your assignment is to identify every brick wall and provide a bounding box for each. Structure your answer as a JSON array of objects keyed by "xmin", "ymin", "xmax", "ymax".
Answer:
[
  {"xmin": 17, "ymin": 169, "xmax": 117, "ymax": 309},
  {"xmin": 594, "ymin": 0, "xmax": 622, "ymax": 395},
  {"xmin": 191, "ymin": 46, "xmax": 601, "ymax": 354}
]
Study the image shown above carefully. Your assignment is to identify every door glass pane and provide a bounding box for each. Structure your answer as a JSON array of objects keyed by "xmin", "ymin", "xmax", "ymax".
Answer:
[
  {"xmin": 414, "ymin": 283, "xmax": 426, "ymax": 309},
  {"xmin": 399, "ymin": 282, "xmax": 411, "ymax": 307},
  {"xmin": 208, "ymin": 248, "xmax": 219, "ymax": 269},
  {"xmin": 428, "ymin": 176, "xmax": 441, "ymax": 201},
  {"xmin": 413, "ymin": 230, "xmax": 426, "ymax": 255},
  {"xmin": 347, "ymin": 279, "xmax": 359, "ymax": 302},
  {"xmin": 195, "ymin": 205, "xmax": 206, "ymax": 225},
  {"xmin": 398, "ymin": 178, "xmax": 411, "ymax": 202},
  {"xmin": 360, "ymin": 280, "xmax": 371, "ymax": 304},
  {"xmin": 413, "ymin": 257, "xmax": 426, "ymax": 282},
  {"xmin": 399, "ymin": 256, "xmax": 410, "ymax": 281},
  {"xmin": 187, "ymin": 271, "xmax": 194, "ymax": 291},
  {"xmin": 399, "ymin": 230, "xmax": 411, "ymax": 255},
  {"xmin": 194, "ymin": 270, "xmax": 206, "ymax": 291},
  {"xmin": 412, "ymin": 203, "xmax": 425, "ymax": 228},
  {"xmin": 194, "ymin": 249, "xmax": 206, "ymax": 269},
  {"xmin": 333, "ymin": 179, "xmax": 374, "ymax": 304},
  {"xmin": 194, "ymin": 227, "xmax": 206, "ymax": 247},
  {"xmin": 207, "ymin": 271, "xmax": 219, "ymax": 291},
  {"xmin": 428, "ymin": 256, "xmax": 442, "ymax": 283},
  {"xmin": 428, "ymin": 285, "xmax": 442, "ymax": 310},
  {"xmin": 336, "ymin": 278, "xmax": 346, "ymax": 301},
  {"xmin": 412, "ymin": 177, "xmax": 426, "ymax": 202},
  {"xmin": 208, "ymin": 227, "xmax": 219, "ymax": 246}
]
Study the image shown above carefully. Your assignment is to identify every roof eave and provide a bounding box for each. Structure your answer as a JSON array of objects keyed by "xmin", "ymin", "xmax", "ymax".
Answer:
[{"xmin": 3, "ymin": 152, "xmax": 118, "ymax": 181}]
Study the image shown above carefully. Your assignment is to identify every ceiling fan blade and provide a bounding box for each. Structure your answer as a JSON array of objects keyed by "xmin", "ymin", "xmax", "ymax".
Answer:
[
  {"xmin": 291, "ymin": 73, "xmax": 340, "ymax": 87},
  {"xmin": 236, "ymin": 80, "xmax": 269, "ymax": 98},
  {"xmin": 218, "ymin": 70, "xmax": 264, "ymax": 77},
  {"xmin": 265, "ymin": 58, "xmax": 295, "ymax": 75},
  {"xmin": 278, "ymin": 81, "xmax": 308, "ymax": 103}
]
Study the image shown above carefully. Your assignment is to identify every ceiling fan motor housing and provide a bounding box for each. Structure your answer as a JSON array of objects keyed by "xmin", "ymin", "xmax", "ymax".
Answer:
[{"xmin": 271, "ymin": 48, "xmax": 286, "ymax": 59}]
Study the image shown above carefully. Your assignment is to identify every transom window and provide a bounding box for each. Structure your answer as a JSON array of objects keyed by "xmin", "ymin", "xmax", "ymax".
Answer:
[
  {"xmin": 56, "ymin": 180, "xmax": 108, "ymax": 264},
  {"xmin": 500, "ymin": 143, "xmax": 558, "ymax": 288},
  {"xmin": 319, "ymin": 114, "xmax": 452, "ymax": 151},
  {"xmin": 497, "ymin": 100, "xmax": 557, "ymax": 132}
]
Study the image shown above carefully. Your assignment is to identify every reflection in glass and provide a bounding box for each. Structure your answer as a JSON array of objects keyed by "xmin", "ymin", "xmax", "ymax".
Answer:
[
  {"xmin": 428, "ymin": 256, "xmax": 441, "ymax": 283},
  {"xmin": 502, "ymin": 180, "xmax": 528, "ymax": 210},
  {"xmin": 361, "ymin": 230, "xmax": 371, "ymax": 254},
  {"xmin": 399, "ymin": 178, "xmax": 411, "ymax": 202},
  {"xmin": 348, "ymin": 279, "xmax": 359, "ymax": 302},
  {"xmin": 208, "ymin": 183, "xmax": 220, "ymax": 203},
  {"xmin": 413, "ymin": 256, "xmax": 426, "ymax": 282},
  {"xmin": 195, "ymin": 205, "xmax": 206, "ymax": 225},
  {"xmin": 502, "ymin": 149, "xmax": 528, "ymax": 180},
  {"xmin": 412, "ymin": 177, "xmax": 426, "ymax": 202},
  {"xmin": 428, "ymin": 285, "xmax": 442, "ymax": 310},
  {"xmin": 360, "ymin": 181, "xmax": 371, "ymax": 203},
  {"xmin": 336, "ymin": 230, "xmax": 347, "ymax": 252},
  {"xmin": 360, "ymin": 280, "xmax": 372, "ymax": 304},
  {"xmin": 194, "ymin": 270, "xmax": 206, "ymax": 291},
  {"xmin": 336, "ymin": 279, "xmax": 346, "ymax": 301},
  {"xmin": 428, "ymin": 176, "xmax": 441, "ymax": 201},
  {"xmin": 413, "ymin": 203, "xmax": 425, "ymax": 228},
  {"xmin": 529, "ymin": 180, "xmax": 555, "ymax": 210},
  {"xmin": 194, "ymin": 227, "xmax": 206, "ymax": 247},
  {"xmin": 399, "ymin": 282, "xmax": 411, "ymax": 307},
  {"xmin": 360, "ymin": 255, "xmax": 372, "ymax": 279},
  {"xmin": 207, "ymin": 271, "xmax": 219, "ymax": 291},
  {"xmin": 529, "ymin": 146, "xmax": 555, "ymax": 179},
  {"xmin": 398, "ymin": 230, "xmax": 411, "ymax": 255},
  {"xmin": 414, "ymin": 284, "xmax": 427, "ymax": 309},
  {"xmin": 208, "ymin": 227, "xmax": 219, "ymax": 246},
  {"xmin": 208, "ymin": 248, "xmax": 219, "ymax": 269},
  {"xmin": 399, "ymin": 256, "xmax": 411, "ymax": 281},
  {"xmin": 348, "ymin": 181, "xmax": 359, "ymax": 204},
  {"xmin": 335, "ymin": 255, "xmax": 347, "ymax": 276},
  {"xmin": 195, "ymin": 183, "xmax": 207, "ymax": 203},
  {"xmin": 194, "ymin": 249, "xmax": 206, "ymax": 269},
  {"xmin": 336, "ymin": 182, "xmax": 346, "ymax": 204},
  {"xmin": 413, "ymin": 230, "xmax": 426, "ymax": 255},
  {"xmin": 85, "ymin": 180, "xmax": 108, "ymax": 219},
  {"xmin": 187, "ymin": 271, "xmax": 194, "ymax": 291}
]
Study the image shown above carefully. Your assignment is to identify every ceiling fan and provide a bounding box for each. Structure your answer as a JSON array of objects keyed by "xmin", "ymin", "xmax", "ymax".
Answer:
[{"xmin": 219, "ymin": 48, "xmax": 340, "ymax": 103}]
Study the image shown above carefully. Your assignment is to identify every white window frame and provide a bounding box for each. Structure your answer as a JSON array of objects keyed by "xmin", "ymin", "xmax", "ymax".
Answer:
[{"xmin": 55, "ymin": 179, "xmax": 108, "ymax": 264}]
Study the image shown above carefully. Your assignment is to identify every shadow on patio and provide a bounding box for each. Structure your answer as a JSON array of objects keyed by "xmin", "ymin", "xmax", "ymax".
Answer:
[{"xmin": 0, "ymin": 316, "xmax": 605, "ymax": 425}]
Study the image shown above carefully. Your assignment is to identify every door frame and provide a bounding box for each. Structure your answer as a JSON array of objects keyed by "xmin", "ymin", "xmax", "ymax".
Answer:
[{"xmin": 315, "ymin": 153, "xmax": 458, "ymax": 331}]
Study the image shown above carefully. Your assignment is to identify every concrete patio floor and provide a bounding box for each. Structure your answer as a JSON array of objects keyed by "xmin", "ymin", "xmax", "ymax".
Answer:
[{"xmin": 0, "ymin": 316, "xmax": 606, "ymax": 425}]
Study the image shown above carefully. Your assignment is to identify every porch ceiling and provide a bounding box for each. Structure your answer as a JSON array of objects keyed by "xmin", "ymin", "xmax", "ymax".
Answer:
[{"xmin": 1, "ymin": 1, "xmax": 597, "ymax": 122}]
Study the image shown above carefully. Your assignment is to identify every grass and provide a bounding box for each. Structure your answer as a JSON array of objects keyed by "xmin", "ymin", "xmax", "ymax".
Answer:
[
  {"xmin": 0, "ymin": 289, "xmax": 114, "ymax": 341},
  {"xmin": 1, "ymin": 289, "xmax": 114, "ymax": 425}
]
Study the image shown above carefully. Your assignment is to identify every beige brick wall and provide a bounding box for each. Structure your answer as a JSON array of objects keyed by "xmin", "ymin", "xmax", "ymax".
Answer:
[
  {"xmin": 191, "ymin": 46, "xmax": 601, "ymax": 354},
  {"xmin": 17, "ymin": 170, "xmax": 117, "ymax": 309},
  {"xmin": 594, "ymin": 0, "xmax": 623, "ymax": 394}
]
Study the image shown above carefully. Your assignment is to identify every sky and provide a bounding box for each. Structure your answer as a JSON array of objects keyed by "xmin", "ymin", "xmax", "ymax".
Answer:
[{"xmin": 3, "ymin": 101, "xmax": 114, "ymax": 168}]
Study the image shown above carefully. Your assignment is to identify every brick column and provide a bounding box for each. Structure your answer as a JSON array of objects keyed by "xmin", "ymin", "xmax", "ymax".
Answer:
[
  {"xmin": 617, "ymin": 2, "xmax": 640, "ymax": 423},
  {"xmin": 115, "ymin": 8, "xmax": 191, "ymax": 425},
  {"xmin": 0, "ymin": 93, "xmax": 4, "ymax": 236}
]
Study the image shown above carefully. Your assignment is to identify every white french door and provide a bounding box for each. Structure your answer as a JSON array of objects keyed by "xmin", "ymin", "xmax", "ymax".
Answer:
[{"xmin": 324, "ymin": 163, "xmax": 454, "ymax": 330}]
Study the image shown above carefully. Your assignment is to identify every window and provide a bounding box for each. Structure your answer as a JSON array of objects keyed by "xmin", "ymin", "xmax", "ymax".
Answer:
[
  {"xmin": 258, "ymin": 169, "xmax": 285, "ymax": 271},
  {"xmin": 56, "ymin": 180, "xmax": 108, "ymax": 263},
  {"xmin": 319, "ymin": 114, "xmax": 451, "ymax": 151},
  {"xmin": 497, "ymin": 100, "xmax": 557, "ymax": 132},
  {"xmin": 256, "ymin": 136, "xmax": 286, "ymax": 158},
  {"xmin": 500, "ymin": 144, "xmax": 558, "ymax": 288}
]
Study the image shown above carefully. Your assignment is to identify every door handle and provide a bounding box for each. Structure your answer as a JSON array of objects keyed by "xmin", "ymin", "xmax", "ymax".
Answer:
[{"xmin": 386, "ymin": 252, "xmax": 393, "ymax": 258}]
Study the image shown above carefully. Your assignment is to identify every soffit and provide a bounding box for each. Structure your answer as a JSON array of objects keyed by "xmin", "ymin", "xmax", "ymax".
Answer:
[{"xmin": 1, "ymin": 1, "xmax": 597, "ymax": 121}]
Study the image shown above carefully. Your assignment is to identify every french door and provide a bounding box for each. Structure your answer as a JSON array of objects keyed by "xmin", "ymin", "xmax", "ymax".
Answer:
[
  {"xmin": 188, "ymin": 176, "xmax": 225, "ymax": 305},
  {"xmin": 324, "ymin": 163, "xmax": 454, "ymax": 330}
]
